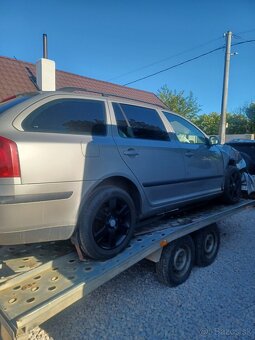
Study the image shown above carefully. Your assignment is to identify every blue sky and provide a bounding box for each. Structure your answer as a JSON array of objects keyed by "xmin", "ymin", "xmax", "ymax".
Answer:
[{"xmin": 0, "ymin": 0, "xmax": 254, "ymax": 114}]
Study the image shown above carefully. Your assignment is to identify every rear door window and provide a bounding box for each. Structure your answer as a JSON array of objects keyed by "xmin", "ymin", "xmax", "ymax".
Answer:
[
  {"xmin": 22, "ymin": 99, "xmax": 107, "ymax": 136},
  {"xmin": 113, "ymin": 103, "xmax": 169, "ymax": 141}
]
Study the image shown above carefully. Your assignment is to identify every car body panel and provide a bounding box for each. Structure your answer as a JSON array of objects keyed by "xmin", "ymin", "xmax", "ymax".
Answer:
[
  {"xmin": 180, "ymin": 142, "xmax": 224, "ymax": 192},
  {"xmin": 226, "ymin": 139, "xmax": 255, "ymax": 174},
  {"xmin": 112, "ymin": 135, "xmax": 188, "ymax": 206}
]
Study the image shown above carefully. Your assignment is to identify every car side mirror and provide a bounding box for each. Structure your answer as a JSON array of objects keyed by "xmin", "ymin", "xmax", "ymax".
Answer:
[{"xmin": 208, "ymin": 136, "xmax": 220, "ymax": 145}]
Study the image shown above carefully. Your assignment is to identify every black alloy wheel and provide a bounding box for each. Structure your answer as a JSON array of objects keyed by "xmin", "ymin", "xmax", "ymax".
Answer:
[
  {"xmin": 78, "ymin": 186, "xmax": 136, "ymax": 260},
  {"xmin": 92, "ymin": 197, "xmax": 132, "ymax": 250},
  {"xmin": 222, "ymin": 166, "xmax": 242, "ymax": 204}
]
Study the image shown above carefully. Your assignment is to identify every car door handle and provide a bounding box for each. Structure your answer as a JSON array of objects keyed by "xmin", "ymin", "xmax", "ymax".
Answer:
[
  {"xmin": 185, "ymin": 151, "xmax": 194, "ymax": 157},
  {"xmin": 123, "ymin": 148, "xmax": 139, "ymax": 157}
]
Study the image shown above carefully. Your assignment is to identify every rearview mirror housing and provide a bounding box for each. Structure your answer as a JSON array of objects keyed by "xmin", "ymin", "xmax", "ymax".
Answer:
[{"xmin": 208, "ymin": 136, "xmax": 220, "ymax": 145}]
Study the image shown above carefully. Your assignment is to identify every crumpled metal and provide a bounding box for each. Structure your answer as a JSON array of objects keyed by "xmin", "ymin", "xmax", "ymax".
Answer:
[{"xmin": 241, "ymin": 172, "xmax": 255, "ymax": 194}]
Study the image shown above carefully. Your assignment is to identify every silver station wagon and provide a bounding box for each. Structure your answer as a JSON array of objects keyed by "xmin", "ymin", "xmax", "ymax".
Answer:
[{"xmin": 0, "ymin": 91, "xmax": 242, "ymax": 259}]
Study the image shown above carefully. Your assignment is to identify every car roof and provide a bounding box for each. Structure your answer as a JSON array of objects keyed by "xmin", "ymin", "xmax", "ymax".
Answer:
[{"xmin": 1, "ymin": 89, "xmax": 167, "ymax": 110}]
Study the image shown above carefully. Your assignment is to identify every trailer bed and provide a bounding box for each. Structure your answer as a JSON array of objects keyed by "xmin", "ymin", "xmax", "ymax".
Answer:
[{"xmin": 0, "ymin": 199, "xmax": 254, "ymax": 339}]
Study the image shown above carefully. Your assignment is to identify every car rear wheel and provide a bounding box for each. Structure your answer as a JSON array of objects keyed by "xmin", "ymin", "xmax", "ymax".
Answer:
[
  {"xmin": 78, "ymin": 186, "xmax": 136, "ymax": 260},
  {"xmin": 222, "ymin": 166, "xmax": 242, "ymax": 204}
]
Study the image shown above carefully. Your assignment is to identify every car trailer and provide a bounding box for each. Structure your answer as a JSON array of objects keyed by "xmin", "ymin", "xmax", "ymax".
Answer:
[{"xmin": 0, "ymin": 198, "xmax": 254, "ymax": 340}]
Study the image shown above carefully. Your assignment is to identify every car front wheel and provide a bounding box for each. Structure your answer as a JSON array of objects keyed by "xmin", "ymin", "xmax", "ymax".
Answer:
[{"xmin": 222, "ymin": 166, "xmax": 242, "ymax": 204}]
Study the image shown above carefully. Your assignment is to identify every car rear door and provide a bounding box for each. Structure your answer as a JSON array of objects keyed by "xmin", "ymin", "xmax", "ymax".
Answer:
[{"xmin": 110, "ymin": 102, "xmax": 190, "ymax": 207}]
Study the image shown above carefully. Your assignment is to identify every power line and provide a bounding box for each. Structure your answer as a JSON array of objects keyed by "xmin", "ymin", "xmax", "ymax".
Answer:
[
  {"xmin": 233, "ymin": 29, "xmax": 255, "ymax": 40},
  {"xmin": 108, "ymin": 36, "xmax": 223, "ymax": 82},
  {"xmin": 235, "ymin": 28, "xmax": 255, "ymax": 35},
  {"xmin": 112, "ymin": 31, "xmax": 255, "ymax": 83},
  {"xmin": 232, "ymin": 39, "xmax": 255, "ymax": 47},
  {"xmin": 123, "ymin": 46, "xmax": 225, "ymax": 86},
  {"xmin": 123, "ymin": 39, "xmax": 255, "ymax": 87}
]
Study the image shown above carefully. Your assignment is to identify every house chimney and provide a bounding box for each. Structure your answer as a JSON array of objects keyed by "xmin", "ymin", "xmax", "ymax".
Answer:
[
  {"xmin": 36, "ymin": 34, "xmax": 56, "ymax": 91},
  {"xmin": 43, "ymin": 33, "xmax": 48, "ymax": 59}
]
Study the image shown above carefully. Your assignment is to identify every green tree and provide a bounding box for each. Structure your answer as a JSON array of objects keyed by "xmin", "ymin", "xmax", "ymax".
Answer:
[
  {"xmin": 226, "ymin": 113, "xmax": 251, "ymax": 134},
  {"xmin": 195, "ymin": 112, "xmax": 252, "ymax": 135},
  {"xmin": 235, "ymin": 102, "xmax": 255, "ymax": 133},
  {"xmin": 245, "ymin": 102, "xmax": 255, "ymax": 123},
  {"xmin": 158, "ymin": 85, "xmax": 200, "ymax": 122},
  {"xmin": 195, "ymin": 112, "xmax": 220, "ymax": 135}
]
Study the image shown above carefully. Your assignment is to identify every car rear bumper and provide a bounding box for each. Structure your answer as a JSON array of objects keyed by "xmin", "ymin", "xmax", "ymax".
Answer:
[
  {"xmin": 0, "ymin": 180, "xmax": 96, "ymax": 245},
  {"xmin": 0, "ymin": 225, "xmax": 75, "ymax": 245},
  {"xmin": 0, "ymin": 196, "xmax": 76, "ymax": 245}
]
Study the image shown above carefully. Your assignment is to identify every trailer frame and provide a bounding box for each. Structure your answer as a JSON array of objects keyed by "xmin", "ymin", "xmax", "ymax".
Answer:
[{"xmin": 0, "ymin": 199, "xmax": 254, "ymax": 339}]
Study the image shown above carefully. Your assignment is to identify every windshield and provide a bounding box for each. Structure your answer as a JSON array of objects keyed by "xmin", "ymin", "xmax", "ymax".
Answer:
[{"xmin": 0, "ymin": 95, "xmax": 36, "ymax": 115}]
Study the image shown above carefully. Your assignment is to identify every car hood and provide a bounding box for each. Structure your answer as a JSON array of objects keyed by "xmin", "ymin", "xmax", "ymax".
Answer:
[{"xmin": 218, "ymin": 144, "xmax": 246, "ymax": 170}]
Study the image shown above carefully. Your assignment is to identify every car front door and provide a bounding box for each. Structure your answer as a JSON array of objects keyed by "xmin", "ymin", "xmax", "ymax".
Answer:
[{"xmin": 163, "ymin": 111, "xmax": 224, "ymax": 198}]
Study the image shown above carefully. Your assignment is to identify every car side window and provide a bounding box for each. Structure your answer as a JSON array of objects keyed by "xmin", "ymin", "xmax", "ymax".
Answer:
[
  {"xmin": 163, "ymin": 111, "xmax": 206, "ymax": 144},
  {"xmin": 113, "ymin": 103, "xmax": 169, "ymax": 141},
  {"xmin": 22, "ymin": 99, "xmax": 107, "ymax": 136}
]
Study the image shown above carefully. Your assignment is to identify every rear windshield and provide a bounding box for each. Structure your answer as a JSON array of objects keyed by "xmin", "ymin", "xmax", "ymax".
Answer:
[{"xmin": 0, "ymin": 95, "xmax": 35, "ymax": 115}]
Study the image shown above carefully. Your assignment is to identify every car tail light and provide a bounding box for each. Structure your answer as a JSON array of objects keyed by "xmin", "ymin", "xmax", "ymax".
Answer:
[{"xmin": 0, "ymin": 136, "xmax": 21, "ymax": 178}]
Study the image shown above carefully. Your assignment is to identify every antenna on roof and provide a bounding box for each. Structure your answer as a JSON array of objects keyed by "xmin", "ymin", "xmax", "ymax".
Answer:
[{"xmin": 43, "ymin": 34, "xmax": 48, "ymax": 59}]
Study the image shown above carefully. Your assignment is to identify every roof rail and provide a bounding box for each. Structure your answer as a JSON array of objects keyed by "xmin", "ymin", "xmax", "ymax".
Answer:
[
  {"xmin": 57, "ymin": 87, "xmax": 166, "ymax": 108},
  {"xmin": 57, "ymin": 87, "xmax": 104, "ymax": 95},
  {"xmin": 0, "ymin": 92, "xmax": 38, "ymax": 103}
]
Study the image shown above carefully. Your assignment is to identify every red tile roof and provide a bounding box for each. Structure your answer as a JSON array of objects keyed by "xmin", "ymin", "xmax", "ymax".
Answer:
[{"xmin": 0, "ymin": 56, "xmax": 165, "ymax": 107}]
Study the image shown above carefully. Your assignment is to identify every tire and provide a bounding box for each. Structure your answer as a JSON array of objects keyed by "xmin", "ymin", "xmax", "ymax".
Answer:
[
  {"xmin": 193, "ymin": 224, "xmax": 220, "ymax": 267},
  {"xmin": 156, "ymin": 236, "xmax": 195, "ymax": 287},
  {"xmin": 222, "ymin": 166, "xmax": 242, "ymax": 204},
  {"xmin": 78, "ymin": 185, "xmax": 136, "ymax": 260}
]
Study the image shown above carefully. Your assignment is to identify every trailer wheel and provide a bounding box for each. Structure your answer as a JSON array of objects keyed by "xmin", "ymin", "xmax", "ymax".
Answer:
[
  {"xmin": 156, "ymin": 236, "xmax": 195, "ymax": 287},
  {"xmin": 78, "ymin": 186, "xmax": 136, "ymax": 260},
  {"xmin": 222, "ymin": 166, "xmax": 242, "ymax": 204},
  {"xmin": 193, "ymin": 224, "xmax": 220, "ymax": 267}
]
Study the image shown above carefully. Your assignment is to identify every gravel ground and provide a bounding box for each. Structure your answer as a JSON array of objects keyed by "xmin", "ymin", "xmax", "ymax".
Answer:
[{"xmin": 29, "ymin": 209, "xmax": 255, "ymax": 340}]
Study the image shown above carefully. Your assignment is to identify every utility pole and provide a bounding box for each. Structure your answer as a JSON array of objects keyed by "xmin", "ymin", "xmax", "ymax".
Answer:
[{"xmin": 219, "ymin": 31, "xmax": 232, "ymax": 144}]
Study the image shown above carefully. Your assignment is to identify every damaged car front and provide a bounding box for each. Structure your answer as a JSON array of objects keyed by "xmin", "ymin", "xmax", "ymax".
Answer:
[{"xmin": 219, "ymin": 143, "xmax": 255, "ymax": 195}]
